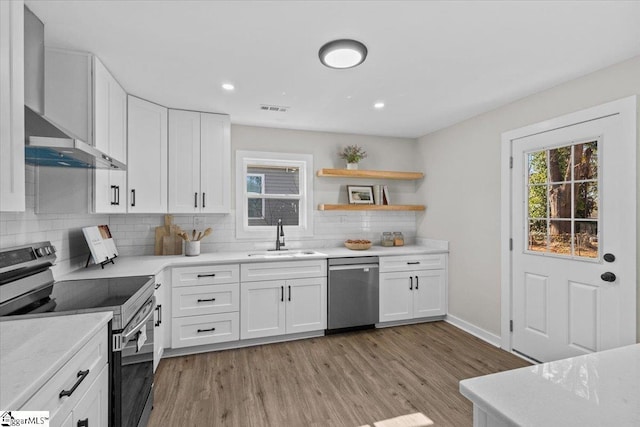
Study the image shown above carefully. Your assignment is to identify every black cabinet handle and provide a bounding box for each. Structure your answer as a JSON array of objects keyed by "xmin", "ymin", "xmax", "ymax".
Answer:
[
  {"xmin": 202, "ymin": 192, "xmax": 206, "ymax": 208},
  {"xmin": 59, "ymin": 369, "xmax": 90, "ymax": 398},
  {"xmin": 155, "ymin": 304, "xmax": 162, "ymax": 327},
  {"xmin": 288, "ymin": 285, "xmax": 291, "ymax": 301},
  {"xmin": 197, "ymin": 327, "xmax": 216, "ymax": 333},
  {"xmin": 409, "ymin": 276, "xmax": 413, "ymax": 290},
  {"xmin": 194, "ymin": 192, "xmax": 198, "ymax": 208},
  {"xmin": 197, "ymin": 273, "xmax": 216, "ymax": 278},
  {"xmin": 281, "ymin": 286, "xmax": 284, "ymax": 302},
  {"xmin": 131, "ymin": 189, "xmax": 136, "ymax": 207},
  {"xmin": 77, "ymin": 419, "xmax": 88, "ymax": 427},
  {"xmin": 415, "ymin": 276, "xmax": 419, "ymax": 290},
  {"xmin": 155, "ymin": 282, "xmax": 162, "ymax": 290},
  {"xmin": 116, "ymin": 185, "xmax": 120, "ymax": 205},
  {"xmin": 197, "ymin": 298, "xmax": 216, "ymax": 302},
  {"xmin": 407, "ymin": 261, "xmax": 421, "ymax": 265},
  {"xmin": 110, "ymin": 185, "xmax": 117, "ymax": 205}
]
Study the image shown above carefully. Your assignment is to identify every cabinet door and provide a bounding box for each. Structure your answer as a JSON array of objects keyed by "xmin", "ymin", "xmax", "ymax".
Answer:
[
  {"xmin": 168, "ymin": 109, "xmax": 201, "ymax": 213},
  {"xmin": 127, "ymin": 95, "xmax": 167, "ymax": 213},
  {"xmin": 379, "ymin": 272, "xmax": 413, "ymax": 322},
  {"xmin": 200, "ymin": 113, "xmax": 230, "ymax": 213},
  {"xmin": 240, "ymin": 280, "xmax": 286, "ymax": 339},
  {"xmin": 286, "ymin": 278, "xmax": 327, "ymax": 334},
  {"xmin": 93, "ymin": 170, "xmax": 126, "ymax": 213},
  {"xmin": 153, "ymin": 272, "xmax": 166, "ymax": 372},
  {"xmin": 412, "ymin": 270, "xmax": 447, "ymax": 318},
  {"xmin": 0, "ymin": 0, "xmax": 25, "ymax": 212},
  {"xmin": 72, "ymin": 364, "xmax": 109, "ymax": 427}
]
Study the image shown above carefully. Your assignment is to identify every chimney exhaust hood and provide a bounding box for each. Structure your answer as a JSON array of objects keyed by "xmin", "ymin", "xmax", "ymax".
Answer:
[{"xmin": 23, "ymin": 6, "xmax": 125, "ymax": 170}]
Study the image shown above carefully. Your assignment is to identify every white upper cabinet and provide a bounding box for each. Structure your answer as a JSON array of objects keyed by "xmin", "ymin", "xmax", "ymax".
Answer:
[
  {"xmin": 168, "ymin": 109, "xmax": 230, "ymax": 213},
  {"xmin": 127, "ymin": 96, "xmax": 168, "ymax": 213},
  {"xmin": 44, "ymin": 49, "xmax": 127, "ymax": 213},
  {"xmin": 0, "ymin": 0, "xmax": 25, "ymax": 212}
]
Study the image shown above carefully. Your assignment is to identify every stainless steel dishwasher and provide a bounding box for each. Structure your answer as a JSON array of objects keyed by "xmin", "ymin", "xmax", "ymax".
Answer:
[{"xmin": 327, "ymin": 257, "xmax": 379, "ymax": 332}]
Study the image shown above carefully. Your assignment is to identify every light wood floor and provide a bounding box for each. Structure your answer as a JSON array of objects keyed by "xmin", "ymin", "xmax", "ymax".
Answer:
[{"xmin": 148, "ymin": 322, "xmax": 529, "ymax": 427}]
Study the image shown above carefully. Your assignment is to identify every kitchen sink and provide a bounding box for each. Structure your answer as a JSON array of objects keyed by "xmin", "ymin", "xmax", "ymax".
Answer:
[{"xmin": 247, "ymin": 250, "xmax": 326, "ymax": 258}]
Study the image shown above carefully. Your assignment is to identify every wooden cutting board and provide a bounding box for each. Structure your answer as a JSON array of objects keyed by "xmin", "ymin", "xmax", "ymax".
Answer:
[{"xmin": 155, "ymin": 215, "xmax": 183, "ymax": 255}]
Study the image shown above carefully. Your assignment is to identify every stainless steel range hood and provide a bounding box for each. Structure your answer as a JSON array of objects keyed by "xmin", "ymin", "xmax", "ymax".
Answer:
[{"xmin": 23, "ymin": 6, "xmax": 125, "ymax": 170}]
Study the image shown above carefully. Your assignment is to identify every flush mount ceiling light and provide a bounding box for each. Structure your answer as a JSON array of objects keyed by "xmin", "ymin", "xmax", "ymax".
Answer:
[
  {"xmin": 319, "ymin": 39, "xmax": 368, "ymax": 69},
  {"xmin": 221, "ymin": 83, "xmax": 235, "ymax": 91}
]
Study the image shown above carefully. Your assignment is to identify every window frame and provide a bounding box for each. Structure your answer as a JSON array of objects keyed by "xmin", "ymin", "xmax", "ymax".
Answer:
[{"xmin": 235, "ymin": 150, "xmax": 314, "ymax": 240}]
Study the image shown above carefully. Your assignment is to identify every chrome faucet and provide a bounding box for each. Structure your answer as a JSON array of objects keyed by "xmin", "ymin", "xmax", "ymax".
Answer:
[{"xmin": 275, "ymin": 218, "xmax": 286, "ymax": 251}]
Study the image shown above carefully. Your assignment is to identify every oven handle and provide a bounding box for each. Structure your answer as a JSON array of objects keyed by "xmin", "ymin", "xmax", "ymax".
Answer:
[{"xmin": 112, "ymin": 297, "xmax": 155, "ymax": 351}]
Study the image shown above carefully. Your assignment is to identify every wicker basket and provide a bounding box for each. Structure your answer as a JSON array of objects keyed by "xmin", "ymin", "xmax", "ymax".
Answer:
[{"xmin": 344, "ymin": 240, "xmax": 372, "ymax": 250}]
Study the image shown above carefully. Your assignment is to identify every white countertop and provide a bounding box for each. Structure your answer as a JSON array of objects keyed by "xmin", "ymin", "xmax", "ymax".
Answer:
[
  {"xmin": 59, "ymin": 244, "xmax": 448, "ymax": 280},
  {"xmin": 0, "ymin": 311, "xmax": 112, "ymax": 410},
  {"xmin": 459, "ymin": 344, "xmax": 640, "ymax": 426}
]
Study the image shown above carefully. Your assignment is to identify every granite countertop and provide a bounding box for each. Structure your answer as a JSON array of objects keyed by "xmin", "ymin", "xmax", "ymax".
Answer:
[
  {"xmin": 59, "ymin": 243, "xmax": 448, "ymax": 281},
  {"xmin": 459, "ymin": 344, "xmax": 640, "ymax": 426},
  {"xmin": 0, "ymin": 311, "xmax": 112, "ymax": 410}
]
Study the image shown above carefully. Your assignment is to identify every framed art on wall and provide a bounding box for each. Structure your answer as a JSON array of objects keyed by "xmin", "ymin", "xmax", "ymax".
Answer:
[{"xmin": 347, "ymin": 185, "xmax": 375, "ymax": 204}]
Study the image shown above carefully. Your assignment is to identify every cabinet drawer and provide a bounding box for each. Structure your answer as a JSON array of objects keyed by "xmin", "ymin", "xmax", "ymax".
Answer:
[
  {"xmin": 172, "ymin": 264, "xmax": 239, "ymax": 287},
  {"xmin": 241, "ymin": 260, "xmax": 327, "ymax": 282},
  {"xmin": 21, "ymin": 324, "xmax": 108, "ymax": 425},
  {"xmin": 171, "ymin": 312, "xmax": 239, "ymax": 348},
  {"xmin": 172, "ymin": 284, "xmax": 239, "ymax": 317},
  {"xmin": 379, "ymin": 254, "xmax": 446, "ymax": 272}
]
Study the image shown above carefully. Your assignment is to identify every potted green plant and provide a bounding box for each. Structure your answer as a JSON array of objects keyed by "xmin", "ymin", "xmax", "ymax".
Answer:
[{"xmin": 339, "ymin": 145, "xmax": 367, "ymax": 170}]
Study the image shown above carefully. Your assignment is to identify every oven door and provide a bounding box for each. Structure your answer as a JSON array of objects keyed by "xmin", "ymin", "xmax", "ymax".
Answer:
[{"xmin": 112, "ymin": 297, "xmax": 155, "ymax": 427}]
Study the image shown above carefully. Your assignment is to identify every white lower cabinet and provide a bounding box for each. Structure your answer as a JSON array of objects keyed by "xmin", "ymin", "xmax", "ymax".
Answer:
[
  {"xmin": 379, "ymin": 254, "xmax": 447, "ymax": 323},
  {"xmin": 171, "ymin": 312, "xmax": 239, "ymax": 348},
  {"xmin": 153, "ymin": 270, "xmax": 167, "ymax": 372},
  {"xmin": 240, "ymin": 260, "xmax": 327, "ymax": 340},
  {"xmin": 59, "ymin": 365, "xmax": 109, "ymax": 427},
  {"xmin": 170, "ymin": 264, "xmax": 240, "ymax": 349},
  {"xmin": 20, "ymin": 324, "xmax": 109, "ymax": 427}
]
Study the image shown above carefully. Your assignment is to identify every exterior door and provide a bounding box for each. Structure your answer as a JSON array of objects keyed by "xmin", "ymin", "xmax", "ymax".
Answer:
[{"xmin": 510, "ymin": 101, "xmax": 636, "ymax": 362}]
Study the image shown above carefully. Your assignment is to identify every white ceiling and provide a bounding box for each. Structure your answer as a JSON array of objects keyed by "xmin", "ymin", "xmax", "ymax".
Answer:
[{"xmin": 26, "ymin": 1, "xmax": 640, "ymax": 139}]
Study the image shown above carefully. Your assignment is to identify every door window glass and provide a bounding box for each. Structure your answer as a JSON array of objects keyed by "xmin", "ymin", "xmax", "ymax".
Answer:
[{"xmin": 526, "ymin": 140, "xmax": 599, "ymax": 259}]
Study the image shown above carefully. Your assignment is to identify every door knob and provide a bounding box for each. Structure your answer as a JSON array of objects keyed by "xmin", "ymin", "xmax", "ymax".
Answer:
[
  {"xmin": 600, "ymin": 272, "xmax": 616, "ymax": 282},
  {"xmin": 603, "ymin": 253, "xmax": 615, "ymax": 263}
]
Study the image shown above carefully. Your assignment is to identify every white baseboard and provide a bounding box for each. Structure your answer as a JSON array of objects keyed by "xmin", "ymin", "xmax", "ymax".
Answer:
[{"xmin": 445, "ymin": 314, "xmax": 502, "ymax": 348}]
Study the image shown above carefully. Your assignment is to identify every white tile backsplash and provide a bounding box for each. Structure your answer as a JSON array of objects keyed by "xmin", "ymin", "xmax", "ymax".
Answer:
[
  {"xmin": 107, "ymin": 210, "xmax": 417, "ymax": 256},
  {"xmin": 0, "ymin": 166, "xmax": 109, "ymax": 278},
  {"xmin": 1, "ymin": 166, "xmax": 418, "ymax": 277}
]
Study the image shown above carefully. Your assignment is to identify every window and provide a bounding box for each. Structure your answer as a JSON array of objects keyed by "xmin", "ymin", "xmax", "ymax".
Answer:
[
  {"xmin": 247, "ymin": 173, "xmax": 265, "ymax": 219},
  {"xmin": 236, "ymin": 151, "xmax": 314, "ymax": 239},
  {"xmin": 526, "ymin": 139, "xmax": 599, "ymax": 259}
]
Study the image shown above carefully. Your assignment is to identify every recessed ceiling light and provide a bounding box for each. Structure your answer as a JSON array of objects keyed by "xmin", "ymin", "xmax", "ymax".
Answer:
[
  {"xmin": 374, "ymin": 102, "xmax": 385, "ymax": 109},
  {"xmin": 319, "ymin": 39, "xmax": 367, "ymax": 69},
  {"xmin": 222, "ymin": 83, "xmax": 235, "ymax": 91}
]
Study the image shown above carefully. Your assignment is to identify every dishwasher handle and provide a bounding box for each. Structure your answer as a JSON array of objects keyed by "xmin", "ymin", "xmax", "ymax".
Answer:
[{"xmin": 329, "ymin": 264, "xmax": 379, "ymax": 271}]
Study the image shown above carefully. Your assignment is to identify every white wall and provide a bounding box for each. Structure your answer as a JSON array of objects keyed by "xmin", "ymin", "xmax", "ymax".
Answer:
[{"xmin": 416, "ymin": 55, "xmax": 640, "ymax": 341}]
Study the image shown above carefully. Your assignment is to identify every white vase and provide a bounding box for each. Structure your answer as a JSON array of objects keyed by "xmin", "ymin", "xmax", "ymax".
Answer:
[{"xmin": 346, "ymin": 162, "xmax": 358, "ymax": 170}]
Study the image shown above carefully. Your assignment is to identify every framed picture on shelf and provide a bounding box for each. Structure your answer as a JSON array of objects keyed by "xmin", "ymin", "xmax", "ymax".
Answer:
[{"xmin": 347, "ymin": 185, "xmax": 375, "ymax": 204}]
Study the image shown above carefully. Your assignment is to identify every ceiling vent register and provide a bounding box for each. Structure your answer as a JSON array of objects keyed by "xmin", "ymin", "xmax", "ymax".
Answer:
[{"xmin": 260, "ymin": 104, "xmax": 289, "ymax": 113}]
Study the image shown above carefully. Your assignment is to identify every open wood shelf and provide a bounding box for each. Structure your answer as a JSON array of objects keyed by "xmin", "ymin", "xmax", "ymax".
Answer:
[
  {"xmin": 318, "ymin": 204, "xmax": 425, "ymax": 211},
  {"xmin": 316, "ymin": 168, "xmax": 424, "ymax": 180}
]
